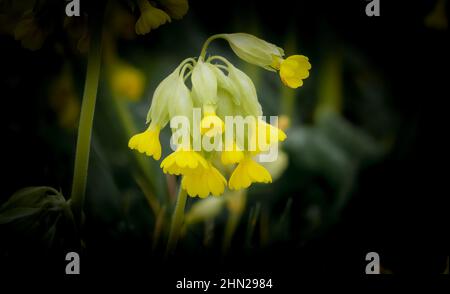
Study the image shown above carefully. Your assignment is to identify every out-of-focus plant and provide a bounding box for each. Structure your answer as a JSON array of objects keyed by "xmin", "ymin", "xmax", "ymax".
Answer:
[
  {"xmin": 0, "ymin": 0, "xmax": 190, "ymax": 252},
  {"xmin": 425, "ymin": 0, "xmax": 448, "ymax": 30},
  {"xmin": 0, "ymin": 187, "xmax": 75, "ymax": 248},
  {"xmin": 48, "ymin": 64, "xmax": 80, "ymax": 130}
]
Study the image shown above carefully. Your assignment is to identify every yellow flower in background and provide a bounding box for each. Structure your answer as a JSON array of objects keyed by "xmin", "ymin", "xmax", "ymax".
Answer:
[
  {"xmin": 128, "ymin": 125, "xmax": 162, "ymax": 160},
  {"xmin": 229, "ymin": 156, "xmax": 272, "ymax": 190},
  {"xmin": 135, "ymin": 0, "xmax": 171, "ymax": 35},
  {"xmin": 278, "ymin": 115, "xmax": 291, "ymax": 131},
  {"xmin": 159, "ymin": 0, "xmax": 189, "ymax": 20},
  {"xmin": 182, "ymin": 162, "xmax": 227, "ymax": 197},
  {"xmin": 14, "ymin": 10, "xmax": 47, "ymax": 51},
  {"xmin": 160, "ymin": 147, "xmax": 208, "ymax": 175},
  {"xmin": 48, "ymin": 69, "xmax": 80, "ymax": 130},
  {"xmin": 110, "ymin": 63, "xmax": 146, "ymax": 101},
  {"xmin": 276, "ymin": 55, "xmax": 311, "ymax": 89},
  {"xmin": 425, "ymin": 0, "xmax": 448, "ymax": 30}
]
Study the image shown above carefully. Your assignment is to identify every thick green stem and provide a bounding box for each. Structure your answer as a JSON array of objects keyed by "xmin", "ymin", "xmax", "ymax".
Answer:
[
  {"xmin": 70, "ymin": 15, "xmax": 104, "ymax": 225},
  {"xmin": 165, "ymin": 187, "xmax": 188, "ymax": 257}
]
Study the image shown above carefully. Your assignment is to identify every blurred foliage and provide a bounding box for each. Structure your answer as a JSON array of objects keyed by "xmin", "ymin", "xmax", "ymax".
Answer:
[{"xmin": 1, "ymin": 0, "xmax": 447, "ymax": 273}]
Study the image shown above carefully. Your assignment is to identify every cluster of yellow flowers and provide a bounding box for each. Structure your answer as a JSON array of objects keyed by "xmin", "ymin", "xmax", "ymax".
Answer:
[{"xmin": 129, "ymin": 33, "xmax": 311, "ymax": 198}]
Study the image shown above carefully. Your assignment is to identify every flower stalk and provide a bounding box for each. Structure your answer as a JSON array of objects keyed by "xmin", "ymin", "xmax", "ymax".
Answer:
[
  {"xmin": 70, "ymin": 11, "xmax": 104, "ymax": 226},
  {"xmin": 165, "ymin": 186, "xmax": 188, "ymax": 257}
]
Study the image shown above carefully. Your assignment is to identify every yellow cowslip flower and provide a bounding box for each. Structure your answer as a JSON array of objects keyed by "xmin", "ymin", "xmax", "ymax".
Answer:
[
  {"xmin": 181, "ymin": 162, "xmax": 227, "ymax": 198},
  {"xmin": 211, "ymin": 33, "xmax": 311, "ymax": 89},
  {"xmin": 160, "ymin": 147, "xmax": 208, "ymax": 175},
  {"xmin": 135, "ymin": 0, "xmax": 171, "ymax": 35},
  {"xmin": 228, "ymin": 156, "xmax": 272, "ymax": 190},
  {"xmin": 129, "ymin": 33, "xmax": 311, "ymax": 198},
  {"xmin": 159, "ymin": 0, "xmax": 189, "ymax": 20},
  {"xmin": 278, "ymin": 115, "xmax": 291, "ymax": 131},
  {"xmin": 221, "ymin": 141, "xmax": 244, "ymax": 165},
  {"xmin": 128, "ymin": 125, "xmax": 162, "ymax": 160},
  {"xmin": 110, "ymin": 63, "xmax": 145, "ymax": 101},
  {"xmin": 273, "ymin": 55, "xmax": 311, "ymax": 89}
]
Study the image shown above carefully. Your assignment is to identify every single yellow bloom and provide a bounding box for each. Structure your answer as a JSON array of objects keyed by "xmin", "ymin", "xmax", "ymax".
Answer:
[
  {"xmin": 135, "ymin": 0, "xmax": 171, "ymax": 35},
  {"xmin": 182, "ymin": 162, "xmax": 227, "ymax": 198},
  {"xmin": 228, "ymin": 156, "xmax": 272, "ymax": 190},
  {"xmin": 221, "ymin": 142, "xmax": 244, "ymax": 165},
  {"xmin": 128, "ymin": 125, "xmax": 162, "ymax": 160},
  {"xmin": 201, "ymin": 112, "xmax": 224, "ymax": 137},
  {"xmin": 278, "ymin": 55, "xmax": 311, "ymax": 89},
  {"xmin": 160, "ymin": 147, "xmax": 208, "ymax": 175}
]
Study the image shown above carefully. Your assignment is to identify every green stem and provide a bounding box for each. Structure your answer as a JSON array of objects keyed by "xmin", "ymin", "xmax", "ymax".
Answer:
[
  {"xmin": 165, "ymin": 187, "xmax": 188, "ymax": 257},
  {"xmin": 70, "ymin": 14, "xmax": 104, "ymax": 225},
  {"xmin": 199, "ymin": 34, "xmax": 225, "ymax": 60}
]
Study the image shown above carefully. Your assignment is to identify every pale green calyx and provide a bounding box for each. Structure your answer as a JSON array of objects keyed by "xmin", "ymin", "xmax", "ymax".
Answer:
[
  {"xmin": 191, "ymin": 58, "xmax": 218, "ymax": 106},
  {"xmin": 222, "ymin": 33, "xmax": 284, "ymax": 71}
]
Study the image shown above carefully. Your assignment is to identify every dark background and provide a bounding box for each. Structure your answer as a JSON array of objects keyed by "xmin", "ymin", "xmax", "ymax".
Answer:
[{"xmin": 1, "ymin": 0, "xmax": 449, "ymax": 286}]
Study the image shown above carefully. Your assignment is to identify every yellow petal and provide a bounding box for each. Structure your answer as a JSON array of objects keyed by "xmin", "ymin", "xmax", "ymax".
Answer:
[
  {"xmin": 160, "ymin": 148, "xmax": 208, "ymax": 175},
  {"xmin": 229, "ymin": 156, "xmax": 272, "ymax": 190},
  {"xmin": 279, "ymin": 55, "xmax": 311, "ymax": 89},
  {"xmin": 182, "ymin": 163, "xmax": 226, "ymax": 197},
  {"xmin": 128, "ymin": 126, "xmax": 161, "ymax": 160}
]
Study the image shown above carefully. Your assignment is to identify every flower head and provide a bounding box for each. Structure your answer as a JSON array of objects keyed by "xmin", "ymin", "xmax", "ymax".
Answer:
[
  {"xmin": 129, "ymin": 33, "xmax": 310, "ymax": 197},
  {"xmin": 128, "ymin": 125, "xmax": 162, "ymax": 160},
  {"xmin": 135, "ymin": 0, "xmax": 171, "ymax": 35}
]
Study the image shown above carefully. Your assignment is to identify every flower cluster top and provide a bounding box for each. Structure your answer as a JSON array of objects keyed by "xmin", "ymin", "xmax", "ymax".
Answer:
[{"xmin": 129, "ymin": 33, "xmax": 311, "ymax": 198}]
